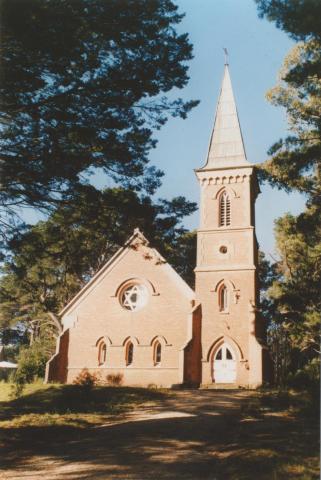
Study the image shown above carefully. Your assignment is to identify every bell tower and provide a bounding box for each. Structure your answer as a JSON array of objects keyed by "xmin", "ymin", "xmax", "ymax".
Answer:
[{"xmin": 195, "ymin": 62, "xmax": 264, "ymax": 387}]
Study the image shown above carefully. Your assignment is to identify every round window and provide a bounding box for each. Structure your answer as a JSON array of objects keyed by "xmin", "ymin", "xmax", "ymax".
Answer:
[
  {"xmin": 219, "ymin": 246, "xmax": 228, "ymax": 254},
  {"xmin": 120, "ymin": 283, "xmax": 148, "ymax": 311}
]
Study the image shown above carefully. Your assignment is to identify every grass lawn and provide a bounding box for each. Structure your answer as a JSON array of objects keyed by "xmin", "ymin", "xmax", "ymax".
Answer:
[
  {"xmin": 236, "ymin": 389, "xmax": 320, "ymax": 479},
  {"xmin": 0, "ymin": 383, "xmax": 319, "ymax": 479},
  {"xmin": 0, "ymin": 381, "xmax": 167, "ymax": 429}
]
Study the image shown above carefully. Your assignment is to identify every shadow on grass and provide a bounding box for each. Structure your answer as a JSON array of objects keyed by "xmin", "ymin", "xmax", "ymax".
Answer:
[
  {"xmin": 1, "ymin": 406, "xmax": 319, "ymax": 479},
  {"xmin": 0, "ymin": 384, "xmax": 167, "ymax": 420},
  {"xmin": 0, "ymin": 389, "xmax": 319, "ymax": 479}
]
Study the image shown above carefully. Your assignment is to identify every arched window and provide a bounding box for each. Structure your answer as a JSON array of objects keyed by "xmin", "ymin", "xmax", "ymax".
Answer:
[
  {"xmin": 98, "ymin": 342, "xmax": 107, "ymax": 365},
  {"xmin": 154, "ymin": 342, "xmax": 162, "ymax": 365},
  {"xmin": 126, "ymin": 342, "xmax": 134, "ymax": 366},
  {"xmin": 219, "ymin": 191, "xmax": 231, "ymax": 227},
  {"xmin": 219, "ymin": 284, "xmax": 229, "ymax": 312}
]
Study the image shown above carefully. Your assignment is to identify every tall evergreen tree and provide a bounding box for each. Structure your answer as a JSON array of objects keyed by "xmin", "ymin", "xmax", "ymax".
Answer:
[
  {"xmin": 270, "ymin": 212, "xmax": 320, "ymax": 357},
  {"xmin": 256, "ymin": 0, "xmax": 321, "ymax": 200},
  {"xmin": 0, "ymin": 187, "xmax": 196, "ymax": 340},
  {"xmin": 0, "ymin": 0, "xmax": 198, "ymax": 232},
  {"xmin": 255, "ymin": 0, "xmax": 321, "ymax": 381}
]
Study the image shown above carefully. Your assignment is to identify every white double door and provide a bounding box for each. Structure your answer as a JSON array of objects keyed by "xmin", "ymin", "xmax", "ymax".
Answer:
[{"xmin": 213, "ymin": 343, "xmax": 236, "ymax": 383}]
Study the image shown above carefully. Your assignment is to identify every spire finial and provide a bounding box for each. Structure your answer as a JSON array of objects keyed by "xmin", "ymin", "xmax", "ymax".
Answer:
[
  {"xmin": 223, "ymin": 47, "xmax": 228, "ymax": 65},
  {"xmin": 201, "ymin": 54, "xmax": 249, "ymax": 169}
]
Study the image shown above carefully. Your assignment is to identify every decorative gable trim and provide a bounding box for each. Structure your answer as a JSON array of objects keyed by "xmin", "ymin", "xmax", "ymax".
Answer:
[{"xmin": 59, "ymin": 228, "xmax": 194, "ymax": 318}]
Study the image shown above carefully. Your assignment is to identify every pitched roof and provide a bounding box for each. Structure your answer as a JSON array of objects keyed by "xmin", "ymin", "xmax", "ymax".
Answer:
[
  {"xmin": 202, "ymin": 64, "xmax": 249, "ymax": 169},
  {"xmin": 59, "ymin": 228, "xmax": 194, "ymax": 318}
]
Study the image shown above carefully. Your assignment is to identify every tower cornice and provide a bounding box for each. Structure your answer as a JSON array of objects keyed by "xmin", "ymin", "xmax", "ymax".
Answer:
[{"xmin": 195, "ymin": 165, "xmax": 260, "ymax": 197}]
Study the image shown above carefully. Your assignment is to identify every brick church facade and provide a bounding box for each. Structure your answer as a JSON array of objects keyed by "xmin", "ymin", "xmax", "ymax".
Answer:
[{"xmin": 46, "ymin": 64, "xmax": 267, "ymax": 388}]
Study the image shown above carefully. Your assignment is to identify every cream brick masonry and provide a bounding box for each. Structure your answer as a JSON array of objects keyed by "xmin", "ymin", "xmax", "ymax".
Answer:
[
  {"xmin": 46, "ymin": 63, "xmax": 267, "ymax": 388},
  {"xmin": 46, "ymin": 229, "xmax": 196, "ymax": 387},
  {"xmin": 195, "ymin": 64, "xmax": 265, "ymax": 388}
]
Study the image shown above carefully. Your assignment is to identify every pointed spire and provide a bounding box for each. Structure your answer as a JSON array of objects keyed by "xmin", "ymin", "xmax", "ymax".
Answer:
[{"xmin": 203, "ymin": 64, "xmax": 249, "ymax": 169}]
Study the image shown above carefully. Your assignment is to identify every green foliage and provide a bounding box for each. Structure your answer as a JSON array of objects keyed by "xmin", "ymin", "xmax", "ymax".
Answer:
[
  {"xmin": 0, "ymin": 383, "xmax": 167, "ymax": 429},
  {"xmin": 255, "ymin": 1, "xmax": 321, "ymax": 200},
  {"xmin": 0, "ymin": 0, "xmax": 198, "ymax": 230},
  {"xmin": 255, "ymin": 1, "xmax": 321, "ymax": 387},
  {"xmin": 258, "ymin": 251, "xmax": 284, "ymax": 379},
  {"xmin": 168, "ymin": 230, "xmax": 197, "ymax": 289},
  {"xmin": 0, "ymin": 186, "xmax": 196, "ymax": 339},
  {"xmin": 0, "ymin": 345, "xmax": 19, "ymax": 364},
  {"xmin": 0, "ymin": 325, "xmax": 28, "ymax": 347},
  {"xmin": 14, "ymin": 338, "xmax": 55, "ymax": 394},
  {"xmin": 256, "ymin": 0, "xmax": 321, "ymax": 41},
  {"xmin": 270, "ymin": 211, "xmax": 320, "ymax": 356},
  {"xmin": 265, "ymin": 207, "xmax": 320, "ymax": 386},
  {"xmin": 267, "ymin": 322, "xmax": 292, "ymax": 386},
  {"xmin": 288, "ymin": 358, "xmax": 320, "ymax": 390},
  {"xmin": 258, "ymin": 250, "xmax": 279, "ymax": 320}
]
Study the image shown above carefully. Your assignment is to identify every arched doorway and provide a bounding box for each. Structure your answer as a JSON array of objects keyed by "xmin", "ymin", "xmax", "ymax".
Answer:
[{"xmin": 212, "ymin": 343, "xmax": 236, "ymax": 383}]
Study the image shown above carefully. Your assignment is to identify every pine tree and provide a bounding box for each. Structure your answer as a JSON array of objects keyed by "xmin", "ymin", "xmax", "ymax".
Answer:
[
  {"xmin": 0, "ymin": 186, "xmax": 196, "ymax": 340},
  {"xmin": 0, "ymin": 0, "xmax": 198, "ymax": 232},
  {"xmin": 256, "ymin": 0, "xmax": 321, "ymax": 382}
]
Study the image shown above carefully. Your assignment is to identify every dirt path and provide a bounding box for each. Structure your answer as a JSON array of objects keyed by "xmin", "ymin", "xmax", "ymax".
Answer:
[{"xmin": 0, "ymin": 390, "xmax": 319, "ymax": 480}]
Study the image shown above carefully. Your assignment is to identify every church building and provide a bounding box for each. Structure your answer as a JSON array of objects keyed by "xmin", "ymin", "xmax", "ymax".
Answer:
[{"xmin": 46, "ymin": 63, "xmax": 266, "ymax": 388}]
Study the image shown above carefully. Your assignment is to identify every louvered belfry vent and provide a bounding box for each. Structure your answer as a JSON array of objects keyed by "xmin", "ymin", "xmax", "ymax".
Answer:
[{"xmin": 219, "ymin": 191, "xmax": 231, "ymax": 226}]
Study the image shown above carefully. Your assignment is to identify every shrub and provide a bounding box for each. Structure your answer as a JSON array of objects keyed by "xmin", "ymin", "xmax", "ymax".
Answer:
[
  {"xmin": 10, "ymin": 381, "xmax": 25, "ymax": 399},
  {"xmin": 288, "ymin": 358, "xmax": 320, "ymax": 393},
  {"xmin": 0, "ymin": 368, "xmax": 11, "ymax": 382},
  {"xmin": 148, "ymin": 383, "xmax": 157, "ymax": 389},
  {"xmin": 11, "ymin": 340, "xmax": 53, "ymax": 396},
  {"xmin": 1, "ymin": 344, "xmax": 20, "ymax": 364},
  {"xmin": 106, "ymin": 373, "xmax": 123, "ymax": 386},
  {"xmin": 15, "ymin": 341, "xmax": 50, "ymax": 383},
  {"xmin": 73, "ymin": 369, "xmax": 100, "ymax": 391}
]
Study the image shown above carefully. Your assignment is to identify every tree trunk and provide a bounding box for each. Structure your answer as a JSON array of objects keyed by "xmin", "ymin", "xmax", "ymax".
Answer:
[{"xmin": 47, "ymin": 312, "xmax": 63, "ymax": 335}]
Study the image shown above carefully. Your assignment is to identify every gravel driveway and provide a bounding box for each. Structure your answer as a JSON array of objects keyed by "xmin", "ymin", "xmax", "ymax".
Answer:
[{"xmin": 1, "ymin": 389, "xmax": 318, "ymax": 480}]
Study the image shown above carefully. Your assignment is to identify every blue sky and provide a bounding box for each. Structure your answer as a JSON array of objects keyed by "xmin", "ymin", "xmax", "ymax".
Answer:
[
  {"xmin": 23, "ymin": 0, "xmax": 306, "ymax": 258},
  {"xmin": 145, "ymin": 0, "xmax": 306, "ymax": 256}
]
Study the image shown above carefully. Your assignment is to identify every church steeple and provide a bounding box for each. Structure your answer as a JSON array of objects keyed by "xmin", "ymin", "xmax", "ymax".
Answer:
[
  {"xmin": 203, "ymin": 64, "xmax": 249, "ymax": 169},
  {"xmin": 194, "ymin": 59, "xmax": 264, "ymax": 388}
]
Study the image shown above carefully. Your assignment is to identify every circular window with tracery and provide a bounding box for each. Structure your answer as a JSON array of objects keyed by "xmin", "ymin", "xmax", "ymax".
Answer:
[{"xmin": 120, "ymin": 283, "xmax": 148, "ymax": 311}]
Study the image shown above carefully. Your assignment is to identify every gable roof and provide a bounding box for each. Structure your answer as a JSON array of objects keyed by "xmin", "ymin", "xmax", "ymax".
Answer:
[{"xmin": 59, "ymin": 228, "xmax": 194, "ymax": 318}]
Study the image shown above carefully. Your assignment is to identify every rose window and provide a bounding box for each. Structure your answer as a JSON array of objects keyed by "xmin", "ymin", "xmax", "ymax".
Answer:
[{"xmin": 120, "ymin": 284, "xmax": 148, "ymax": 311}]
